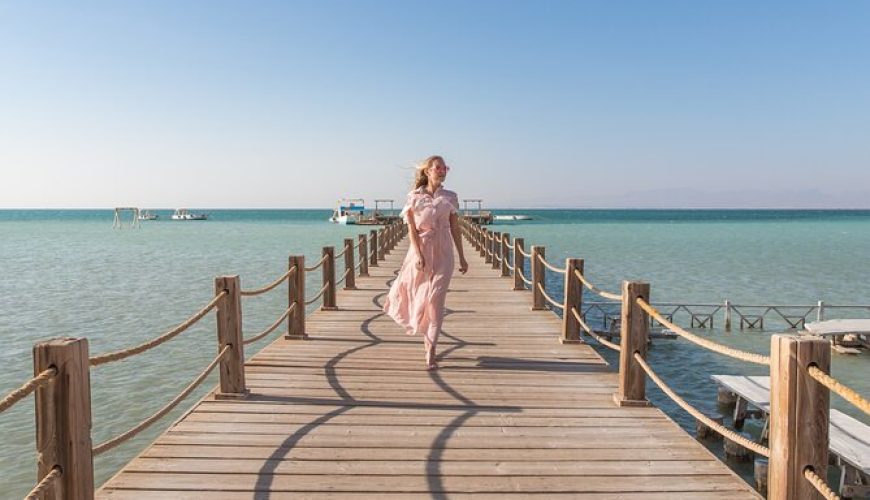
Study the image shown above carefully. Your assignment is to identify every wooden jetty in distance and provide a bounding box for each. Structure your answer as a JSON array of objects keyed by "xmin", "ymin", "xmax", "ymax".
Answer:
[
  {"xmin": 4, "ymin": 218, "xmax": 868, "ymax": 498},
  {"xmin": 462, "ymin": 198, "xmax": 493, "ymax": 225}
]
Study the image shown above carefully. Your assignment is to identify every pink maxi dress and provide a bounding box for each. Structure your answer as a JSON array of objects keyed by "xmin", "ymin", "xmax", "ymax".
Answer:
[{"xmin": 383, "ymin": 186, "xmax": 460, "ymax": 348}]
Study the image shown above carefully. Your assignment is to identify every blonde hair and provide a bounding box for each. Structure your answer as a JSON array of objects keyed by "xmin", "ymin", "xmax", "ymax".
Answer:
[{"xmin": 413, "ymin": 155, "xmax": 444, "ymax": 190}]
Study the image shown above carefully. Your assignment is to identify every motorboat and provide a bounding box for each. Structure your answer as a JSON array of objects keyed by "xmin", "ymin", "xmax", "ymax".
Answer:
[
  {"xmin": 329, "ymin": 199, "xmax": 366, "ymax": 224},
  {"xmin": 137, "ymin": 210, "xmax": 159, "ymax": 221},
  {"xmin": 170, "ymin": 209, "xmax": 208, "ymax": 221}
]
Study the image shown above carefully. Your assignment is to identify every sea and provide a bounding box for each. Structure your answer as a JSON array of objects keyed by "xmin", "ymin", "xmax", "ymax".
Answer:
[{"xmin": 2, "ymin": 208, "xmax": 869, "ymax": 497}]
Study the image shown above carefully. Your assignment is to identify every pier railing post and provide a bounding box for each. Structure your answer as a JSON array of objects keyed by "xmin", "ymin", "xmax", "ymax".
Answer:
[
  {"xmin": 484, "ymin": 230, "xmax": 493, "ymax": 263},
  {"xmin": 384, "ymin": 225, "xmax": 392, "ymax": 255},
  {"xmin": 369, "ymin": 230, "xmax": 378, "ymax": 267},
  {"xmin": 343, "ymin": 238, "xmax": 356, "ymax": 290},
  {"xmin": 561, "ymin": 258, "xmax": 584, "ymax": 344},
  {"xmin": 214, "ymin": 276, "xmax": 248, "ymax": 398},
  {"xmin": 479, "ymin": 228, "xmax": 487, "ymax": 258},
  {"xmin": 724, "ymin": 299, "xmax": 732, "ymax": 331},
  {"xmin": 322, "ymin": 246, "xmax": 337, "ymax": 310},
  {"xmin": 33, "ymin": 337, "xmax": 94, "ymax": 500},
  {"xmin": 768, "ymin": 335, "xmax": 830, "ymax": 500},
  {"xmin": 513, "ymin": 238, "xmax": 525, "ymax": 290},
  {"xmin": 614, "ymin": 281, "xmax": 652, "ymax": 407},
  {"xmin": 531, "ymin": 246, "xmax": 546, "ymax": 310},
  {"xmin": 286, "ymin": 255, "xmax": 306, "ymax": 339},
  {"xmin": 491, "ymin": 231, "xmax": 501, "ymax": 269},
  {"xmin": 500, "ymin": 233, "xmax": 511, "ymax": 277},
  {"xmin": 358, "ymin": 234, "xmax": 369, "ymax": 277},
  {"xmin": 816, "ymin": 300, "xmax": 825, "ymax": 322},
  {"xmin": 377, "ymin": 229, "xmax": 386, "ymax": 261}
]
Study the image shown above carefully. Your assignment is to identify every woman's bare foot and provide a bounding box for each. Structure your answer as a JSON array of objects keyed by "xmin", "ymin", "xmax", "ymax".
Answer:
[{"xmin": 424, "ymin": 338, "xmax": 438, "ymax": 370}]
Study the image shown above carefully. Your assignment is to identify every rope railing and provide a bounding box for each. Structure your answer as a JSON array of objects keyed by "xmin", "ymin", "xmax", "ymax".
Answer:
[
  {"xmin": 574, "ymin": 269, "xmax": 622, "ymax": 301},
  {"xmin": 337, "ymin": 268, "xmax": 351, "ymax": 286},
  {"xmin": 569, "ymin": 307, "xmax": 621, "ymax": 351},
  {"xmin": 506, "ymin": 261, "xmax": 515, "ymax": 272},
  {"xmin": 807, "ymin": 365, "xmax": 870, "ymax": 415},
  {"xmin": 516, "ymin": 267, "xmax": 533, "ymax": 286},
  {"xmin": 304, "ymin": 254, "xmax": 329, "ymax": 272},
  {"xmin": 89, "ymin": 291, "xmax": 227, "ymax": 367},
  {"xmin": 517, "ymin": 246, "xmax": 532, "ymax": 258},
  {"xmin": 536, "ymin": 253, "xmax": 567, "ymax": 274},
  {"xmin": 803, "ymin": 467, "xmax": 841, "ymax": 500},
  {"xmin": 243, "ymin": 304, "xmax": 295, "ymax": 345},
  {"xmin": 634, "ymin": 352, "xmax": 771, "ymax": 458},
  {"xmin": 240, "ymin": 266, "xmax": 296, "ymax": 297},
  {"xmin": 93, "ymin": 345, "xmax": 230, "ymax": 455},
  {"xmin": 305, "ymin": 283, "xmax": 329, "ymax": 306},
  {"xmin": 636, "ymin": 298, "xmax": 771, "ymax": 366},
  {"xmin": 334, "ymin": 246, "xmax": 348, "ymax": 259},
  {"xmin": 355, "ymin": 260, "xmax": 364, "ymax": 271},
  {"xmin": 536, "ymin": 282, "xmax": 564, "ymax": 310},
  {"xmin": 0, "ymin": 368, "xmax": 57, "ymax": 414},
  {"xmin": 24, "ymin": 466, "xmax": 61, "ymax": 500}
]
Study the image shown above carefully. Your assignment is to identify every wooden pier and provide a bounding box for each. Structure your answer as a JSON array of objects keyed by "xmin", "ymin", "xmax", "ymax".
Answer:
[{"xmin": 6, "ymin": 219, "xmax": 867, "ymax": 499}]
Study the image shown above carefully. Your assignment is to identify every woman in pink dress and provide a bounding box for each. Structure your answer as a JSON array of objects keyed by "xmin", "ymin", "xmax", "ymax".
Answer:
[{"xmin": 383, "ymin": 155, "xmax": 469, "ymax": 370}]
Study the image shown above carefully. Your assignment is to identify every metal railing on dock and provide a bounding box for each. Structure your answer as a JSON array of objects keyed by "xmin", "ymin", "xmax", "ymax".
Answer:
[{"xmin": 460, "ymin": 217, "xmax": 868, "ymax": 500}]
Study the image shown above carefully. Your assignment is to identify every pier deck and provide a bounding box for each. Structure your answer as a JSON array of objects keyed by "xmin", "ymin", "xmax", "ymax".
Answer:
[{"xmin": 98, "ymin": 240, "xmax": 759, "ymax": 498}]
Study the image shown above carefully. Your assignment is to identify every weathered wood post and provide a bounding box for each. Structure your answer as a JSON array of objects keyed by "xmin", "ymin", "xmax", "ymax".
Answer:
[
  {"xmin": 343, "ymin": 238, "xmax": 356, "ymax": 290},
  {"xmin": 561, "ymin": 258, "xmax": 584, "ymax": 344},
  {"xmin": 724, "ymin": 299, "xmax": 732, "ymax": 331},
  {"xmin": 491, "ymin": 231, "xmax": 501, "ymax": 269},
  {"xmin": 369, "ymin": 230, "xmax": 378, "ymax": 267},
  {"xmin": 33, "ymin": 337, "xmax": 94, "ymax": 500},
  {"xmin": 384, "ymin": 225, "xmax": 392, "ymax": 254},
  {"xmin": 377, "ymin": 229, "xmax": 386, "ymax": 261},
  {"xmin": 358, "ymin": 234, "xmax": 369, "ymax": 277},
  {"xmin": 513, "ymin": 238, "xmax": 525, "ymax": 290},
  {"xmin": 484, "ymin": 230, "xmax": 493, "ymax": 263},
  {"xmin": 531, "ymin": 246, "xmax": 546, "ymax": 311},
  {"xmin": 500, "ymin": 233, "xmax": 511, "ymax": 277},
  {"xmin": 214, "ymin": 276, "xmax": 248, "ymax": 398},
  {"xmin": 479, "ymin": 228, "xmax": 487, "ymax": 258},
  {"xmin": 613, "ymin": 281, "xmax": 652, "ymax": 407},
  {"xmin": 286, "ymin": 255, "xmax": 306, "ymax": 339},
  {"xmin": 322, "ymin": 246, "xmax": 337, "ymax": 310},
  {"xmin": 768, "ymin": 335, "xmax": 830, "ymax": 500}
]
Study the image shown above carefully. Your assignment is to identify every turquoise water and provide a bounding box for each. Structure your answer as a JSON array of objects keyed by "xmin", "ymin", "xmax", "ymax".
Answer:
[{"xmin": 2, "ymin": 209, "xmax": 869, "ymax": 496}]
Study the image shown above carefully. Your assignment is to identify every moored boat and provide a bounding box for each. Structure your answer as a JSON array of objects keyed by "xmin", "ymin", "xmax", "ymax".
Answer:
[
  {"xmin": 329, "ymin": 199, "xmax": 366, "ymax": 224},
  {"xmin": 170, "ymin": 209, "xmax": 208, "ymax": 220}
]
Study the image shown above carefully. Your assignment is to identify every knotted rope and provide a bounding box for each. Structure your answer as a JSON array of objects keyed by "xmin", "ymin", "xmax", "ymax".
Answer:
[
  {"xmin": 24, "ymin": 466, "xmax": 61, "ymax": 500},
  {"xmin": 807, "ymin": 365, "xmax": 869, "ymax": 415},
  {"xmin": 803, "ymin": 467, "xmax": 841, "ymax": 500},
  {"xmin": 536, "ymin": 283, "xmax": 564, "ymax": 310},
  {"xmin": 243, "ymin": 304, "xmax": 295, "ymax": 345},
  {"xmin": 241, "ymin": 267, "xmax": 296, "ymax": 297},
  {"xmin": 305, "ymin": 283, "xmax": 329, "ymax": 306},
  {"xmin": 536, "ymin": 253, "xmax": 566, "ymax": 274},
  {"xmin": 304, "ymin": 254, "xmax": 329, "ymax": 272},
  {"xmin": 0, "ymin": 368, "xmax": 57, "ymax": 414},
  {"xmin": 569, "ymin": 307, "xmax": 621, "ymax": 351},
  {"xmin": 574, "ymin": 269, "xmax": 622, "ymax": 301}
]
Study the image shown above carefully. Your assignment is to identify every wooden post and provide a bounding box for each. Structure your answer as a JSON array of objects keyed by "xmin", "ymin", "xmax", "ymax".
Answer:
[
  {"xmin": 369, "ymin": 230, "xmax": 378, "ymax": 267},
  {"xmin": 214, "ymin": 276, "xmax": 248, "ymax": 398},
  {"xmin": 491, "ymin": 231, "xmax": 501, "ymax": 269},
  {"xmin": 561, "ymin": 258, "xmax": 584, "ymax": 344},
  {"xmin": 358, "ymin": 234, "xmax": 369, "ymax": 277},
  {"xmin": 33, "ymin": 337, "xmax": 94, "ymax": 500},
  {"xmin": 613, "ymin": 281, "xmax": 652, "ymax": 407},
  {"xmin": 500, "ymin": 233, "xmax": 511, "ymax": 277},
  {"xmin": 322, "ymin": 246, "xmax": 337, "ymax": 310},
  {"xmin": 484, "ymin": 230, "xmax": 493, "ymax": 263},
  {"xmin": 383, "ymin": 225, "xmax": 392, "ymax": 255},
  {"xmin": 286, "ymin": 255, "xmax": 306, "ymax": 339},
  {"xmin": 768, "ymin": 335, "xmax": 830, "ymax": 500},
  {"xmin": 816, "ymin": 300, "xmax": 825, "ymax": 322},
  {"xmin": 343, "ymin": 238, "xmax": 356, "ymax": 290},
  {"xmin": 479, "ymin": 228, "xmax": 487, "ymax": 258},
  {"xmin": 531, "ymin": 246, "xmax": 546, "ymax": 311},
  {"xmin": 724, "ymin": 299, "xmax": 732, "ymax": 332},
  {"xmin": 513, "ymin": 238, "xmax": 525, "ymax": 290},
  {"xmin": 377, "ymin": 229, "xmax": 386, "ymax": 261}
]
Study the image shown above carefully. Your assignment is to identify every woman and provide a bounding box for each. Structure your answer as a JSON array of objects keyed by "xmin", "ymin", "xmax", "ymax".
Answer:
[{"xmin": 383, "ymin": 155, "xmax": 469, "ymax": 370}]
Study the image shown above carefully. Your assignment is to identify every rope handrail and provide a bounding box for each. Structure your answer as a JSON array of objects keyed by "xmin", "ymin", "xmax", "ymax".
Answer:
[
  {"xmin": 305, "ymin": 283, "xmax": 329, "ymax": 306},
  {"xmin": 240, "ymin": 266, "xmax": 296, "ymax": 297},
  {"xmin": 336, "ymin": 268, "xmax": 351, "ymax": 286},
  {"xmin": 536, "ymin": 253, "xmax": 567, "ymax": 274},
  {"xmin": 807, "ymin": 365, "xmax": 869, "ymax": 415},
  {"xmin": 803, "ymin": 467, "xmax": 841, "ymax": 500},
  {"xmin": 633, "ymin": 352, "xmax": 770, "ymax": 458},
  {"xmin": 24, "ymin": 466, "xmax": 61, "ymax": 500},
  {"xmin": 506, "ymin": 261, "xmax": 515, "ymax": 272},
  {"xmin": 334, "ymin": 246, "xmax": 348, "ymax": 259},
  {"xmin": 93, "ymin": 345, "xmax": 229, "ymax": 455},
  {"xmin": 243, "ymin": 304, "xmax": 295, "ymax": 345},
  {"xmin": 304, "ymin": 254, "xmax": 329, "ymax": 272},
  {"xmin": 355, "ymin": 260, "xmax": 364, "ymax": 271},
  {"xmin": 0, "ymin": 368, "xmax": 57, "ymax": 414},
  {"xmin": 493, "ymin": 253, "xmax": 502, "ymax": 263},
  {"xmin": 516, "ymin": 246, "xmax": 532, "ymax": 258},
  {"xmin": 516, "ymin": 267, "xmax": 533, "ymax": 286},
  {"xmin": 570, "ymin": 306, "xmax": 621, "ymax": 351},
  {"xmin": 89, "ymin": 291, "xmax": 227, "ymax": 367},
  {"xmin": 636, "ymin": 298, "xmax": 771, "ymax": 366},
  {"xmin": 536, "ymin": 282, "xmax": 564, "ymax": 310},
  {"xmin": 574, "ymin": 269, "xmax": 622, "ymax": 301}
]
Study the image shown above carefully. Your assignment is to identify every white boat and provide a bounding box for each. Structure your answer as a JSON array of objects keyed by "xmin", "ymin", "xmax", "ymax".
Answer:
[
  {"xmin": 137, "ymin": 210, "xmax": 159, "ymax": 221},
  {"xmin": 329, "ymin": 199, "xmax": 366, "ymax": 224},
  {"xmin": 494, "ymin": 214, "xmax": 532, "ymax": 221},
  {"xmin": 170, "ymin": 208, "xmax": 208, "ymax": 221}
]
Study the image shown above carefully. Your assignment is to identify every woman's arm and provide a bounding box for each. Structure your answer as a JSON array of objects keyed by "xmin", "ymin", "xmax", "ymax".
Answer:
[
  {"xmin": 406, "ymin": 209, "xmax": 426, "ymax": 269},
  {"xmin": 449, "ymin": 212, "xmax": 468, "ymax": 274}
]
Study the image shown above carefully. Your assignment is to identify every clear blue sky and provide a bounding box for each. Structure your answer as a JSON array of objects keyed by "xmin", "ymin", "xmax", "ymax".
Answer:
[{"xmin": 1, "ymin": 1, "xmax": 868, "ymax": 208}]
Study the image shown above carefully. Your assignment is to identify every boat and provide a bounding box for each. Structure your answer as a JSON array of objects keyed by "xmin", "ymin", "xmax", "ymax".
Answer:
[
  {"xmin": 329, "ymin": 199, "xmax": 366, "ymax": 224},
  {"xmin": 137, "ymin": 210, "xmax": 159, "ymax": 221},
  {"xmin": 170, "ymin": 209, "xmax": 208, "ymax": 221},
  {"xmin": 494, "ymin": 214, "xmax": 532, "ymax": 221}
]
